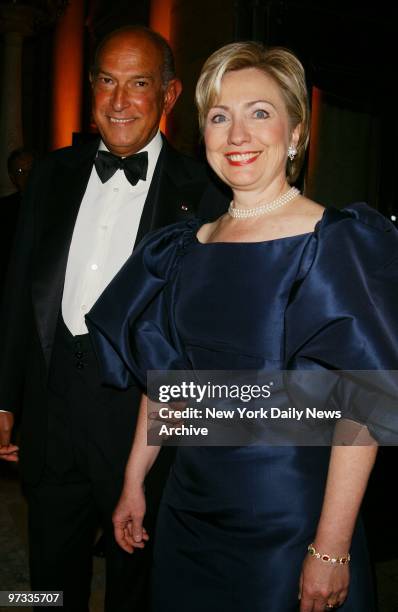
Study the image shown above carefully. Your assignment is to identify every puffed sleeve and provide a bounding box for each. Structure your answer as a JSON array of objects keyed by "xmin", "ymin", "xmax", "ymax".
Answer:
[
  {"xmin": 86, "ymin": 220, "xmax": 198, "ymax": 390},
  {"xmin": 285, "ymin": 203, "xmax": 398, "ymax": 443}
]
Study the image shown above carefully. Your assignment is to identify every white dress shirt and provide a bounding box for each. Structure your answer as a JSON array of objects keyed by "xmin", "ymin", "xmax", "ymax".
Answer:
[{"xmin": 62, "ymin": 131, "xmax": 163, "ymax": 335}]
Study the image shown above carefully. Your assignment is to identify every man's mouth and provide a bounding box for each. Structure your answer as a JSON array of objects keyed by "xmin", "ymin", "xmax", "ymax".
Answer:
[{"xmin": 109, "ymin": 117, "xmax": 135, "ymax": 124}]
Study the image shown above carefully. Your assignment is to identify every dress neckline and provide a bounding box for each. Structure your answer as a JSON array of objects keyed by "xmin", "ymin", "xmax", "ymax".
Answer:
[{"xmin": 194, "ymin": 208, "xmax": 327, "ymax": 246}]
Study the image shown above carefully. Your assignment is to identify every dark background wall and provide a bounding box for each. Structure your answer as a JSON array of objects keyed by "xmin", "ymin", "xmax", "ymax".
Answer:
[
  {"xmin": 1, "ymin": 0, "xmax": 397, "ymax": 214},
  {"xmin": 235, "ymin": 0, "xmax": 397, "ymax": 212}
]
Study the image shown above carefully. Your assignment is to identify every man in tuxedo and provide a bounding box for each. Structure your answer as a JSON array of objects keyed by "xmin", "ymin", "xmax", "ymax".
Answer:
[{"xmin": 0, "ymin": 26, "xmax": 227, "ymax": 611}]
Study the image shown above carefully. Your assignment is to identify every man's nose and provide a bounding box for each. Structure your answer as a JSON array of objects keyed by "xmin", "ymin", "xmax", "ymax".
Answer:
[
  {"xmin": 227, "ymin": 118, "xmax": 250, "ymax": 146},
  {"xmin": 110, "ymin": 85, "xmax": 130, "ymax": 111}
]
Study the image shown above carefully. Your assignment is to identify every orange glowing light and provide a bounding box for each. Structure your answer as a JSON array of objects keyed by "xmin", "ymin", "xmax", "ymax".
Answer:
[
  {"xmin": 150, "ymin": 0, "xmax": 173, "ymax": 134},
  {"xmin": 51, "ymin": 0, "xmax": 85, "ymax": 150}
]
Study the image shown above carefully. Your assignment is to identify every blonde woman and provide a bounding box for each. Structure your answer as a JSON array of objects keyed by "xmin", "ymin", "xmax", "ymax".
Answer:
[{"xmin": 87, "ymin": 42, "xmax": 398, "ymax": 611}]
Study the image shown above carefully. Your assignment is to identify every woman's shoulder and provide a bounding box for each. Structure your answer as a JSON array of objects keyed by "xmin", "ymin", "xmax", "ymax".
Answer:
[
  {"xmin": 316, "ymin": 202, "xmax": 397, "ymax": 261},
  {"xmin": 86, "ymin": 219, "xmax": 204, "ymax": 333},
  {"xmin": 319, "ymin": 202, "xmax": 394, "ymax": 235},
  {"xmin": 136, "ymin": 217, "xmax": 204, "ymax": 253},
  {"xmin": 140, "ymin": 217, "xmax": 203, "ymax": 249},
  {"xmin": 135, "ymin": 217, "xmax": 203, "ymax": 271},
  {"xmin": 295, "ymin": 198, "xmax": 393, "ymax": 236}
]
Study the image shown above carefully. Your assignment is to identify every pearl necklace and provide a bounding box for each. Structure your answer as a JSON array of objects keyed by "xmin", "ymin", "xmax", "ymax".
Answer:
[{"xmin": 228, "ymin": 186, "xmax": 300, "ymax": 219}]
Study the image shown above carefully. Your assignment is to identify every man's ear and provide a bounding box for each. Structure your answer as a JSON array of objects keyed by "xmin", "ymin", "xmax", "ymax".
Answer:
[
  {"xmin": 89, "ymin": 72, "xmax": 94, "ymax": 89},
  {"xmin": 163, "ymin": 78, "xmax": 183, "ymax": 115}
]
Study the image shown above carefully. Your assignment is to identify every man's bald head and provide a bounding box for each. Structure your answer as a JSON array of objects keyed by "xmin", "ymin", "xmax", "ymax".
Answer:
[
  {"xmin": 91, "ymin": 26, "xmax": 176, "ymax": 87},
  {"xmin": 89, "ymin": 25, "xmax": 182, "ymax": 156}
]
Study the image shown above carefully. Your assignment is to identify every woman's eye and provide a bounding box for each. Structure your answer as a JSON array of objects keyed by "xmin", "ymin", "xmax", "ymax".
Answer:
[
  {"xmin": 253, "ymin": 109, "xmax": 268, "ymax": 119},
  {"xmin": 210, "ymin": 114, "xmax": 227, "ymax": 124}
]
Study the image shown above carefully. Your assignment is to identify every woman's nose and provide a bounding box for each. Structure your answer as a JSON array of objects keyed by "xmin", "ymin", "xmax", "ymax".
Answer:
[{"xmin": 227, "ymin": 118, "xmax": 250, "ymax": 146}]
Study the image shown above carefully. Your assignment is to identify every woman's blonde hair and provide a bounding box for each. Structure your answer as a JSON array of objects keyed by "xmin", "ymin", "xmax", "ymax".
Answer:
[{"xmin": 195, "ymin": 41, "xmax": 310, "ymax": 183}]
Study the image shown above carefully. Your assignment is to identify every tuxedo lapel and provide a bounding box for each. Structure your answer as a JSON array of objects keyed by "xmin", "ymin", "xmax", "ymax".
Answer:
[
  {"xmin": 32, "ymin": 140, "xmax": 98, "ymax": 368},
  {"xmin": 134, "ymin": 138, "xmax": 208, "ymax": 248},
  {"xmin": 134, "ymin": 149, "xmax": 164, "ymax": 246}
]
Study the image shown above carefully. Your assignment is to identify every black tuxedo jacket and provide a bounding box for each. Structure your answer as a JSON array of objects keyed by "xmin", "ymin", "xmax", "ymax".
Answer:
[
  {"xmin": 0, "ymin": 191, "xmax": 21, "ymax": 293},
  {"xmin": 0, "ymin": 136, "xmax": 228, "ymax": 483}
]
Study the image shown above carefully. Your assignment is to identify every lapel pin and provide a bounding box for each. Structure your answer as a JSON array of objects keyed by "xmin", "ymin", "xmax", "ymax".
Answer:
[{"xmin": 180, "ymin": 203, "xmax": 189, "ymax": 212}]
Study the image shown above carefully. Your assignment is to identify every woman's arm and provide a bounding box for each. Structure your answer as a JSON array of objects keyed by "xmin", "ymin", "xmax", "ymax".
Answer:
[
  {"xmin": 113, "ymin": 393, "xmax": 161, "ymax": 553},
  {"xmin": 299, "ymin": 440, "xmax": 378, "ymax": 612}
]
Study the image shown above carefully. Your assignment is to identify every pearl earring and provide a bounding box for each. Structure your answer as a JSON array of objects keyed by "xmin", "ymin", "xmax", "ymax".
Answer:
[{"xmin": 287, "ymin": 145, "xmax": 297, "ymax": 161}]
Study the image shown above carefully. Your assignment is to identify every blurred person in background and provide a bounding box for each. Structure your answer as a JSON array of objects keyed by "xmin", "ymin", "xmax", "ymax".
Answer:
[{"xmin": 0, "ymin": 148, "xmax": 35, "ymax": 291}]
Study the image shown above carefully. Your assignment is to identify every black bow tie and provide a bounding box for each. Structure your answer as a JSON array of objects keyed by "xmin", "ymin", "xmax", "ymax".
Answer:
[{"xmin": 94, "ymin": 150, "xmax": 148, "ymax": 186}]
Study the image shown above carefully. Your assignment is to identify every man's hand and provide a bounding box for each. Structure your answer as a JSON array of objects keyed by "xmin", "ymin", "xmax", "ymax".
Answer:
[
  {"xmin": 0, "ymin": 411, "xmax": 19, "ymax": 462},
  {"xmin": 113, "ymin": 485, "xmax": 149, "ymax": 554}
]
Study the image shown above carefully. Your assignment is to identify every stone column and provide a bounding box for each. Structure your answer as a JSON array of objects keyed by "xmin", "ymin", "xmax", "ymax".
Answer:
[
  {"xmin": 0, "ymin": 5, "xmax": 38, "ymax": 196},
  {"xmin": 0, "ymin": 2, "xmax": 68, "ymax": 194}
]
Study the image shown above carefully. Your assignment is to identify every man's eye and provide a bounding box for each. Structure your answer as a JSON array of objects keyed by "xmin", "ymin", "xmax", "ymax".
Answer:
[
  {"xmin": 98, "ymin": 77, "xmax": 113, "ymax": 85},
  {"xmin": 253, "ymin": 109, "xmax": 268, "ymax": 119},
  {"xmin": 135, "ymin": 81, "xmax": 149, "ymax": 87}
]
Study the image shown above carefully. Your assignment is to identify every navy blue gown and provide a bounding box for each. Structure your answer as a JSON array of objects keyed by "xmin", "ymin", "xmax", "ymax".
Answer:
[{"xmin": 87, "ymin": 203, "xmax": 398, "ymax": 611}]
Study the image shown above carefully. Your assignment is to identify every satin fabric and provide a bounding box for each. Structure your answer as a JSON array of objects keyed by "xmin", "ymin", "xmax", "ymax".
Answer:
[{"xmin": 87, "ymin": 203, "xmax": 398, "ymax": 610}]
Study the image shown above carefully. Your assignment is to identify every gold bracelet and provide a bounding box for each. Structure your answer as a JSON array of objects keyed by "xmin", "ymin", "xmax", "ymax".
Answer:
[{"xmin": 307, "ymin": 543, "xmax": 350, "ymax": 565}]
